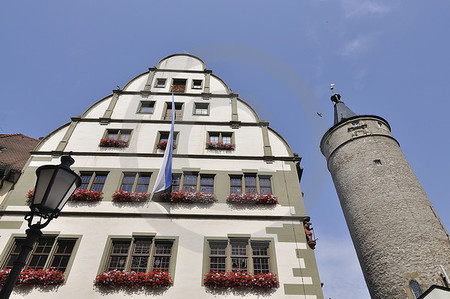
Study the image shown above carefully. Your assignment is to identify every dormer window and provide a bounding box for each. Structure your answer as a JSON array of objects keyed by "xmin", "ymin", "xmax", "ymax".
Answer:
[
  {"xmin": 155, "ymin": 78, "xmax": 166, "ymax": 88},
  {"xmin": 192, "ymin": 79, "xmax": 203, "ymax": 90},
  {"xmin": 172, "ymin": 79, "xmax": 187, "ymax": 93},
  {"xmin": 194, "ymin": 103, "xmax": 209, "ymax": 115}
]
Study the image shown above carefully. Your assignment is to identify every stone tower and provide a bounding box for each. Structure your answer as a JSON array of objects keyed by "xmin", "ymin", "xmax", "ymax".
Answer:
[{"xmin": 320, "ymin": 93, "xmax": 450, "ymax": 298}]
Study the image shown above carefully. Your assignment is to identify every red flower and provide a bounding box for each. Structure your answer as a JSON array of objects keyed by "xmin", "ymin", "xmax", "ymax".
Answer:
[
  {"xmin": 204, "ymin": 271, "xmax": 279, "ymax": 290},
  {"xmin": 226, "ymin": 193, "xmax": 278, "ymax": 205},
  {"xmin": 99, "ymin": 138, "xmax": 129, "ymax": 148},
  {"xmin": 69, "ymin": 189, "xmax": 103, "ymax": 202},
  {"xmin": 26, "ymin": 189, "xmax": 35, "ymax": 204},
  {"xmin": 112, "ymin": 190, "xmax": 150, "ymax": 203},
  {"xmin": 161, "ymin": 190, "xmax": 217, "ymax": 204},
  {"xmin": 0, "ymin": 268, "xmax": 64, "ymax": 286},
  {"xmin": 157, "ymin": 141, "xmax": 176, "ymax": 150},
  {"xmin": 206, "ymin": 142, "xmax": 235, "ymax": 150},
  {"xmin": 94, "ymin": 270, "xmax": 172, "ymax": 288}
]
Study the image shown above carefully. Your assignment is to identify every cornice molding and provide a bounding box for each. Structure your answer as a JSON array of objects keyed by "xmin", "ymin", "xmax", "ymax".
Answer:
[{"xmin": 30, "ymin": 151, "xmax": 302, "ymax": 162}]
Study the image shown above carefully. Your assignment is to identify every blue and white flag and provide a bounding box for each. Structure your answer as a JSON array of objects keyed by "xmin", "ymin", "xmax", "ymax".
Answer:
[{"xmin": 152, "ymin": 94, "xmax": 175, "ymax": 195}]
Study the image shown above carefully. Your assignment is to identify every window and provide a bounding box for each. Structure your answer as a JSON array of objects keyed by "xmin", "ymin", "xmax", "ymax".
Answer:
[
  {"xmin": 164, "ymin": 103, "xmax": 183, "ymax": 120},
  {"xmin": 4, "ymin": 236, "xmax": 77, "ymax": 273},
  {"xmin": 172, "ymin": 173, "xmax": 214, "ymax": 193},
  {"xmin": 78, "ymin": 172, "xmax": 108, "ymax": 191},
  {"xmin": 231, "ymin": 241, "xmax": 248, "ymax": 272},
  {"xmin": 259, "ymin": 177, "xmax": 272, "ymax": 194},
  {"xmin": 192, "ymin": 79, "xmax": 203, "ymax": 89},
  {"xmin": 120, "ymin": 173, "xmax": 151, "ymax": 193},
  {"xmin": 171, "ymin": 79, "xmax": 187, "ymax": 93},
  {"xmin": 155, "ymin": 78, "xmax": 166, "ymax": 88},
  {"xmin": 209, "ymin": 241, "xmax": 227, "ymax": 273},
  {"xmin": 200, "ymin": 176, "xmax": 214, "ymax": 194},
  {"xmin": 374, "ymin": 159, "xmax": 382, "ymax": 166},
  {"xmin": 172, "ymin": 174, "xmax": 181, "ymax": 192},
  {"xmin": 207, "ymin": 239, "xmax": 273, "ymax": 274},
  {"xmin": 183, "ymin": 174, "xmax": 198, "ymax": 192},
  {"xmin": 208, "ymin": 132, "xmax": 233, "ymax": 144},
  {"xmin": 105, "ymin": 237, "xmax": 174, "ymax": 273},
  {"xmin": 229, "ymin": 175, "xmax": 272, "ymax": 194},
  {"xmin": 158, "ymin": 131, "xmax": 179, "ymax": 149},
  {"xmin": 230, "ymin": 176, "xmax": 242, "ymax": 194},
  {"xmin": 105, "ymin": 129, "xmax": 132, "ymax": 143},
  {"xmin": 244, "ymin": 175, "xmax": 257, "ymax": 194},
  {"xmin": 138, "ymin": 101, "xmax": 154, "ymax": 114},
  {"xmin": 194, "ymin": 103, "xmax": 209, "ymax": 115}
]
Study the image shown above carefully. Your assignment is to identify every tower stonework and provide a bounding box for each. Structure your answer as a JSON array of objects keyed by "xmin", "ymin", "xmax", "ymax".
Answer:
[{"xmin": 320, "ymin": 94, "xmax": 450, "ymax": 298}]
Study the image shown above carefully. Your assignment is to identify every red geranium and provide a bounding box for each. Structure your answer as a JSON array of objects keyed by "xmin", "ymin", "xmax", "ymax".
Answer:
[
  {"xmin": 69, "ymin": 189, "xmax": 103, "ymax": 202},
  {"xmin": 157, "ymin": 141, "xmax": 176, "ymax": 150},
  {"xmin": 204, "ymin": 271, "xmax": 279, "ymax": 290},
  {"xmin": 112, "ymin": 190, "xmax": 150, "ymax": 203},
  {"xmin": 226, "ymin": 193, "xmax": 278, "ymax": 205},
  {"xmin": 162, "ymin": 190, "xmax": 216, "ymax": 204},
  {"xmin": 99, "ymin": 138, "xmax": 128, "ymax": 148},
  {"xmin": 0, "ymin": 268, "xmax": 64, "ymax": 286},
  {"xmin": 206, "ymin": 142, "xmax": 235, "ymax": 150},
  {"xmin": 94, "ymin": 270, "xmax": 172, "ymax": 288}
]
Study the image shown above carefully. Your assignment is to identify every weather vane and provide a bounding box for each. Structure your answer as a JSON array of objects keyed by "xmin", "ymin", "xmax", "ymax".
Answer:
[{"xmin": 330, "ymin": 83, "xmax": 335, "ymax": 93}]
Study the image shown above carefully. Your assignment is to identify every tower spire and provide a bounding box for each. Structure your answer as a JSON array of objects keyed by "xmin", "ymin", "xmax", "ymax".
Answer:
[{"xmin": 330, "ymin": 92, "xmax": 356, "ymax": 125}]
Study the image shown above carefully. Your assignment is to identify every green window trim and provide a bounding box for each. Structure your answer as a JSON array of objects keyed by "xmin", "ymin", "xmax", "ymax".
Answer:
[
  {"xmin": 202, "ymin": 236, "xmax": 277, "ymax": 286},
  {"xmin": 0, "ymin": 233, "xmax": 82, "ymax": 282},
  {"xmin": 98, "ymin": 235, "xmax": 178, "ymax": 279}
]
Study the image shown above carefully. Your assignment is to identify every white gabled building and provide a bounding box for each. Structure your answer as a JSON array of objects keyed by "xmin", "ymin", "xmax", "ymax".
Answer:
[{"xmin": 0, "ymin": 54, "xmax": 323, "ymax": 298}]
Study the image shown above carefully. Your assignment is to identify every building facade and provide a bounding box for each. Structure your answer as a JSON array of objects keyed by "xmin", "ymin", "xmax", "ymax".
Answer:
[
  {"xmin": 320, "ymin": 93, "xmax": 450, "ymax": 299},
  {"xmin": 0, "ymin": 54, "xmax": 323, "ymax": 298}
]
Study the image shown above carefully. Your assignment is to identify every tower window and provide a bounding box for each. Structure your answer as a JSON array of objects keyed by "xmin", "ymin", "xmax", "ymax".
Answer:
[{"xmin": 374, "ymin": 159, "xmax": 382, "ymax": 166}]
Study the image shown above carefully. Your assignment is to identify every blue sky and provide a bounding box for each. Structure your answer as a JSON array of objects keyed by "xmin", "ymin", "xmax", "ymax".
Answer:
[{"xmin": 1, "ymin": 1, "xmax": 449, "ymax": 298}]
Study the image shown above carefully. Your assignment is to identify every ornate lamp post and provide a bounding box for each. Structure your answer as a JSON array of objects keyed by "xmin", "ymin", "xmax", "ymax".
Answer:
[{"xmin": 0, "ymin": 155, "xmax": 81, "ymax": 299}]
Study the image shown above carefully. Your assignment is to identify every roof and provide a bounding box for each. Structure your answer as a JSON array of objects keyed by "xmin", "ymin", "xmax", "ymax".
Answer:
[
  {"xmin": 0, "ymin": 134, "xmax": 39, "ymax": 172},
  {"xmin": 331, "ymin": 93, "xmax": 357, "ymax": 125}
]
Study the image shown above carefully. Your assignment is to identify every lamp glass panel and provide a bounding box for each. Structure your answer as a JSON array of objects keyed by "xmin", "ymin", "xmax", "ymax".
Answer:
[
  {"xmin": 34, "ymin": 168, "xmax": 56, "ymax": 206},
  {"xmin": 42, "ymin": 169, "xmax": 78, "ymax": 212}
]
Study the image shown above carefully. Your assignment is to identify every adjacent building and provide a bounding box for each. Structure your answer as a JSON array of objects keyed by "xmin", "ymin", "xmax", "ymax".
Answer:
[
  {"xmin": 0, "ymin": 134, "xmax": 39, "ymax": 205},
  {"xmin": 0, "ymin": 54, "xmax": 324, "ymax": 298}
]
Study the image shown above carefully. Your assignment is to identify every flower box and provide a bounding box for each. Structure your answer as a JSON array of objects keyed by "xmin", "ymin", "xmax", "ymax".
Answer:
[
  {"xmin": 226, "ymin": 193, "xmax": 278, "ymax": 205},
  {"xmin": 204, "ymin": 271, "xmax": 279, "ymax": 290},
  {"xmin": 206, "ymin": 142, "xmax": 235, "ymax": 150},
  {"xmin": 0, "ymin": 268, "xmax": 64, "ymax": 286},
  {"xmin": 162, "ymin": 191, "xmax": 217, "ymax": 204},
  {"xmin": 112, "ymin": 190, "xmax": 150, "ymax": 203},
  {"xmin": 99, "ymin": 138, "xmax": 128, "ymax": 148},
  {"xmin": 69, "ymin": 189, "xmax": 103, "ymax": 202},
  {"xmin": 157, "ymin": 141, "xmax": 176, "ymax": 150},
  {"xmin": 94, "ymin": 270, "xmax": 172, "ymax": 288}
]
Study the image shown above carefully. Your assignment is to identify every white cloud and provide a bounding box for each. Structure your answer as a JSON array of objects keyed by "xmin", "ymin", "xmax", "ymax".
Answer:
[
  {"xmin": 341, "ymin": 0, "xmax": 391, "ymax": 18},
  {"xmin": 340, "ymin": 36, "xmax": 370, "ymax": 57},
  {"xmin": 315, "ymin": 236, "xmax": 371, "ymax": 299}
]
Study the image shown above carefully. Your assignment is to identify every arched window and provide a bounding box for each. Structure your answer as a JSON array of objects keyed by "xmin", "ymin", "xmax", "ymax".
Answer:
[{"xmin": 409, "ymin": 279, "xmax": 423, "ymax": 299}]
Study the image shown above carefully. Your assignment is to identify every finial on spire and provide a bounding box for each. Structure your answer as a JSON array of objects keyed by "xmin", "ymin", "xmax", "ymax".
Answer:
[{"xmin": 330, "ymin": 83, "xmax": 335, "ymax": 92}]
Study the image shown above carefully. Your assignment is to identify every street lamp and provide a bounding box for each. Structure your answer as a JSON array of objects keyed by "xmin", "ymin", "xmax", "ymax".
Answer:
[{"xmin": 0, "ymin": 155, "xmax": 81, "ymax": 299}]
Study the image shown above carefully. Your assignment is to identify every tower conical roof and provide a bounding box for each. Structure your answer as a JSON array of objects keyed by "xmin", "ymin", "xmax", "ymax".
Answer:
[{"xmin": 331, "ymin": 93, "xmax": 357, "ymax": 125}]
